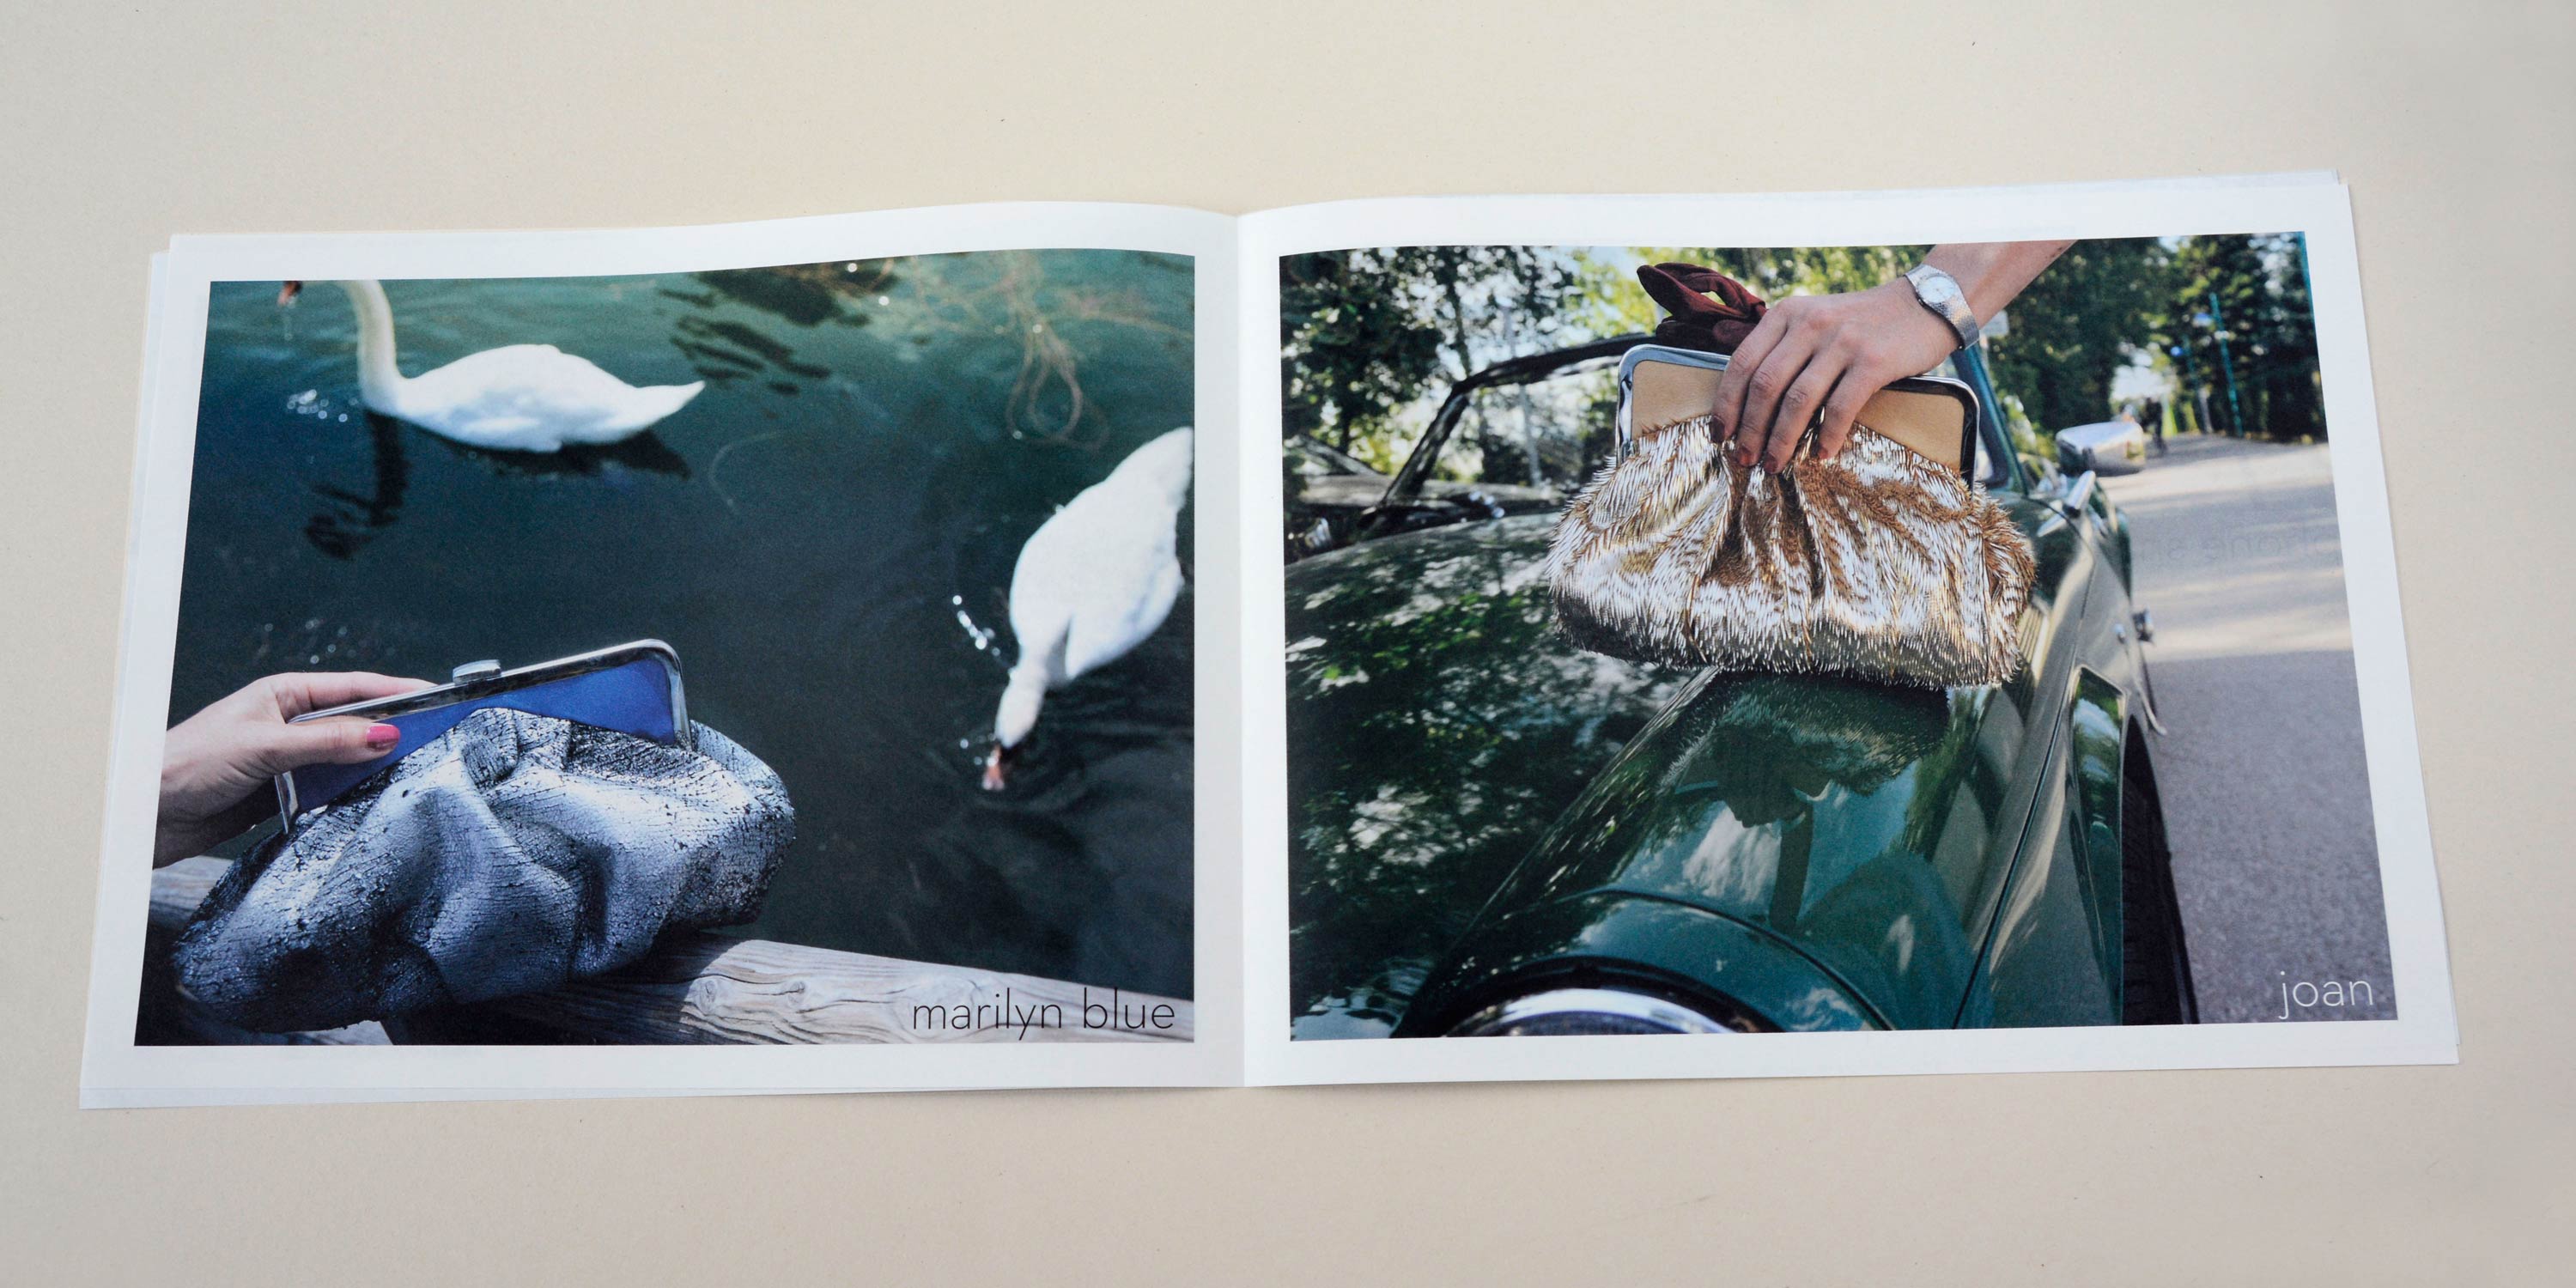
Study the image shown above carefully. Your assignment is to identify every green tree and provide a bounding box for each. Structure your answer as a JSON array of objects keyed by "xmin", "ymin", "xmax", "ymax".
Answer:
[
  {"xmin": 1983, "ymin": 237, "xmax": 2166, "ymax": 434},
  {"xmin": 1564, "ymin": 244, "xmax": 1924, "ymax": 338},
  {"xmin": 1279, "ymin": 247, "xmax": 1573, "ymax": 464},
  {"xmin": 1282, "ymin": 235, "xmax": 2331, "ymax": 468},
  {"xmin": 2154, "ymin": 234, "xmax": 2325, "ymax": 440}
]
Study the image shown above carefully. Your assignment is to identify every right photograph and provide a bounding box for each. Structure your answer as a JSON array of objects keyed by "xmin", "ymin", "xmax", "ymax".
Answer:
[{"xmin": 1280, "ymin": 236, "xmax": 2392, "ymax": 1038}]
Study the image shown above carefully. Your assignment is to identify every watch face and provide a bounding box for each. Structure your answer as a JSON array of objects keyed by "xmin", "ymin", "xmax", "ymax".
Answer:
[{"xmin": 1920, "ymin": 273, "xmax": 1962, "ymax": 306}]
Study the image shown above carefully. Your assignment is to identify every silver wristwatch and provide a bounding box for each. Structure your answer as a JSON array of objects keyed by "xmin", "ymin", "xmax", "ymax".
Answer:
[{"xmin": 1904, "ymin": 264, "xmax": 1980, "ymax": 349}]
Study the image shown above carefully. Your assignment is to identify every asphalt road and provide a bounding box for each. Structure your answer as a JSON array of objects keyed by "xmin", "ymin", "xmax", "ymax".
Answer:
[{"xmin": 2100, "ymin": 434, "xmax": 2397, "ymax": 1023}]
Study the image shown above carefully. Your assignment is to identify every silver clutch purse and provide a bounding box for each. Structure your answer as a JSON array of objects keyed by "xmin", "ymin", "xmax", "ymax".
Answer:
[{"xmin": 1546, "ymin": 345, "xmax": 2036, "ymax": 689}]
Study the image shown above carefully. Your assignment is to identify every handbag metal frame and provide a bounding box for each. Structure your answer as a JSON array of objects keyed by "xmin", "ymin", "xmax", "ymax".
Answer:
[
  {"xmin": 272, "ymin": 639, "xmax": 690, "ymax": 831},
  {"xmin": 1612, "ymin": 344, "xmax": 1983, "ymax": 477}
]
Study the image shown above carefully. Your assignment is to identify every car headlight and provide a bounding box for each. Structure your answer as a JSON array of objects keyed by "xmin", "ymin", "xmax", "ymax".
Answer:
[{"xmin": 1448, "ymin": 987, "xmax": 1751, "ymax": 1036}]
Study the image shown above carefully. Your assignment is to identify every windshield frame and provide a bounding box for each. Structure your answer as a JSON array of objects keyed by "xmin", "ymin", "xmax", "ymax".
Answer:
[
  {"xmin": 1949, "ymin": 341, "xmax": 2026, "ymax": 493},
  {"xmin": 1381, "ymin": 335, "xmax": 1647, "ymax": 506}
]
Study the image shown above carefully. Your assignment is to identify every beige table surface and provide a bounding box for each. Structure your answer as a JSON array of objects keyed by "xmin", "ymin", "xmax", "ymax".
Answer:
[{"xmin": 4, "ymin": 3, "xmax": 2569, "ymax": 1282}]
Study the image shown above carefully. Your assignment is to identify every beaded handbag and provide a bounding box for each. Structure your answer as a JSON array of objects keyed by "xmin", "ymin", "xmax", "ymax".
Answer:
[{"xmin": 1546, "ymin": 266, "xmax": 2035, "ymax": 688}]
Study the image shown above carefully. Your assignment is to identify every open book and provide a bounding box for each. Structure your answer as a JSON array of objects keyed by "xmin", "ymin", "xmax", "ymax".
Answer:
[{"xmin": 80, "ymin": 175, "xmax": 2457, "ymax": 1106}]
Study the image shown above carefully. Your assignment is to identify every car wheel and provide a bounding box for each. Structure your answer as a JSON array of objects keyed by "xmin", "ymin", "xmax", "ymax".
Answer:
[{"xmin": 2120, "ymin": 743, "xmax": 2199, "ymax": 1025}]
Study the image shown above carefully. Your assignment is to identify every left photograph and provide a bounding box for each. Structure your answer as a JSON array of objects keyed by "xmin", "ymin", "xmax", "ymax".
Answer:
[{"xmin": 141, "ymin": 250, "xmax": 1197, "ymax": 1046}]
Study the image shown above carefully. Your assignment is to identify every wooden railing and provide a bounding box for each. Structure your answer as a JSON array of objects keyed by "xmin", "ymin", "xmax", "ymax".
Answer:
[{"xmin": 147, "ymin": 858, "xmax": 1193, "ymax": 1045}]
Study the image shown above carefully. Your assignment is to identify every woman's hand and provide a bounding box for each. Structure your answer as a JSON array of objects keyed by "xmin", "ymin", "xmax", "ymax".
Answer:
[
  {"xmin": 1710, "ymin": 240, "xmax": 2075, "ymax": 471},
  {"xmin": 155, "ymin": 671, "xmax": 430, "ymax": 866},
  {"xmin": 1710, "ymin": 279, "xmax": 1959, "ymax": 471}
]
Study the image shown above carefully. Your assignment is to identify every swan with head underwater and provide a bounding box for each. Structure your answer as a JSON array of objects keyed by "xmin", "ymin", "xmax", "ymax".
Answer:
[
  {"xmin": 985, "ymin": 426, "xmax": 1193, "ymax": 791},
  {"xmin": 277, "ymin": 279, "xmax": 703, "ymax": 452}
]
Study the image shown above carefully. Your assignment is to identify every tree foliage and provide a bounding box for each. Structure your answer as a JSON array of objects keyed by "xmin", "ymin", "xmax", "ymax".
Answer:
[
  {"xmin": 1564, "ymin": 244, "xmax": 1927, "ymax": 337},
  {"xmin": 1983, "ymin": 237, "xmax": 2162, "ymax": 435},
  {"xmin": 2151, "ymin": 233, "xmax": 2325, "ymax": 440},
  {"xmin": 1279, "ymin": 247, "xmax": 1573, "ymax": 465},
  {"xmin": 1279, "ymin": 234, "xmax": 2333, "ymax": 467}
]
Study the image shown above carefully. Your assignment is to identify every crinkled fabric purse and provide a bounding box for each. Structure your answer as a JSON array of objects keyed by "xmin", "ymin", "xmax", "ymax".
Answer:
[
  {"xmin": 1546, "ymin": 264, "xmax": 2037, "ymax": 689},
  {"xmin": 174, "ymin": 708, "xmax": 794, "ymax": 1033}
]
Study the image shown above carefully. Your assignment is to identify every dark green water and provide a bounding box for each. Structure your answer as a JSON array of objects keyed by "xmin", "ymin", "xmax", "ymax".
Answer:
[{"xmin": 174, "ymin": 251, "xmax": 1195, "ymax": 998}]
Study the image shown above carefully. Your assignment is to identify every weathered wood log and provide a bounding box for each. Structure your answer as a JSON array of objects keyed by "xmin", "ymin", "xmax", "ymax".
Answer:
[{"xmin": 151, "ymin": 858, "xmax": 1192, "ymax": 1044}]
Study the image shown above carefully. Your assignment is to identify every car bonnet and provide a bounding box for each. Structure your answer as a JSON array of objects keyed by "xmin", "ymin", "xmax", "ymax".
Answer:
[{"xmin": 1283, "ymin": 514, "xmax": 1692, "ymax": 1034}]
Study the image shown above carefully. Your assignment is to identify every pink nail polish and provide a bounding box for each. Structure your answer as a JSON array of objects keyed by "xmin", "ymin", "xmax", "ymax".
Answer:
[{"xmin": 366, "ymin": 723, "xmax": 399, "ymax": 750}]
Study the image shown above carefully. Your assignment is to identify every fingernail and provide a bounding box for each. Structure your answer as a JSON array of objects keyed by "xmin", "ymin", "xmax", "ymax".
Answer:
[{"xmin": 366, "ymin": 723, "xmax": 399, "ymax": 750}]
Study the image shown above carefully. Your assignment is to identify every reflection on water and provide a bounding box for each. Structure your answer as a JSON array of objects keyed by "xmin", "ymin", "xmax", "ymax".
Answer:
[
  {"xmin": 301, "ymin": 413, "xmax": 696, "ymax": 561},
  {"xmin": 175, "ymin": 251, "xmax": 1195, "ymax": 998}
]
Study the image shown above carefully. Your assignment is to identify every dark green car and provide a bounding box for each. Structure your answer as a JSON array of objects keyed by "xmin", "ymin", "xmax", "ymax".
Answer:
[{"xmin": 1286, "ymin": 337, "xmax": 2196, "ymax": 1039}]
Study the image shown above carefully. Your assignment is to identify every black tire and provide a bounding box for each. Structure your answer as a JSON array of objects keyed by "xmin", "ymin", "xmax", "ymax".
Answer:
[{"xmin": 2120, "ymin": 741, "xmax": 2199, "ymax": 1025}]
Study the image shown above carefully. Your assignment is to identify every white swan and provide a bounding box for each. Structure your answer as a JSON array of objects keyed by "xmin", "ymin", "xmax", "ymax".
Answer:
[
  {"xmin": 985, "ymin": 427, "xmax": 1194, "ymax": 791},
  {"xmin": 280, "ymin": 279, "xmax": 703, "ymax": 452}
]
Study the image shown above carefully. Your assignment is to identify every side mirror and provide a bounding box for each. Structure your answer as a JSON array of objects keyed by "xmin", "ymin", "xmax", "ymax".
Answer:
[
  {"xmin": 2053, "ymin": 423, "xmax": 2149, "ymax": 477},
  {"xmin": 2053, "ymin": 428, "xmax": 2092, "ymax": 474}
]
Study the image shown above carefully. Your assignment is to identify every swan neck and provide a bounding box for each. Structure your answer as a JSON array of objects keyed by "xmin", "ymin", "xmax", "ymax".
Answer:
[
  {"xmin": 334, "ymin": 280, "xmax": 404, "ymax": 407},
  {"xmin": 1113, "ymin": 428, "xmax": 1194, "ymax": 513},
  {"xmin": 995, "ymin": 666, "xmax": 1049, "ymax": 747}
]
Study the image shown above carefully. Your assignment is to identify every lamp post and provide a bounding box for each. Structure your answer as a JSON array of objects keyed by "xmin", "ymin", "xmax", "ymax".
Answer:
[{"xmin": 2205, "ymin": 290, "xmax": 2247, "ymax": 438}]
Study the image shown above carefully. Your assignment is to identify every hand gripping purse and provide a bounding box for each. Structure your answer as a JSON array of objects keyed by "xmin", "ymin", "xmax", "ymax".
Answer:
[{"xmin": 1546, "ymin": 263, "xmax": 2037, "ymax": 689}]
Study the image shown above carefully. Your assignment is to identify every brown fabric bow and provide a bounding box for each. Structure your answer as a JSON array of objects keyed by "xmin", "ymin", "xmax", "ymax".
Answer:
[{"xmin": 1637, "ymin": 262, "xmax": 1768, "ymax": 354}]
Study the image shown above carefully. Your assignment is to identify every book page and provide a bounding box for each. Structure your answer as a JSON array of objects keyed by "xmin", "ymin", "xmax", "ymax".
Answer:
[
  {"xmin": 1237, "ymin": 179, "xmax": 2454, "ymax": 1086},
  {"xmin": 81, "ymin": 204, "xmax": 1243, "ymax": 1104}
]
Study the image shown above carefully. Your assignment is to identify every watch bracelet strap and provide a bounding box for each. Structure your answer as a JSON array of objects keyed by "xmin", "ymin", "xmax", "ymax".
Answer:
[{"xmin": 1907, "ymin": 264, "xmax": 1980, "ymax": 349}]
